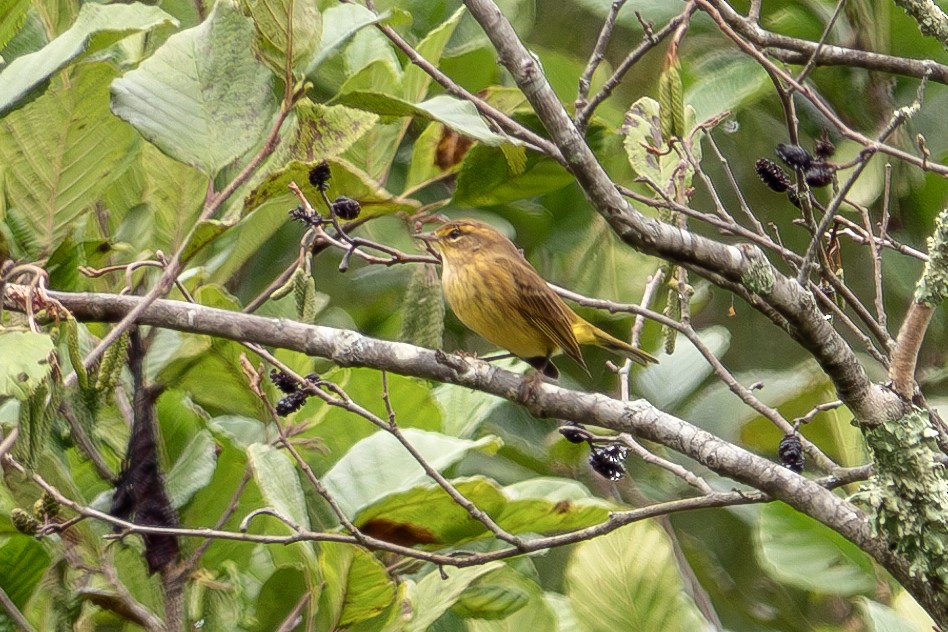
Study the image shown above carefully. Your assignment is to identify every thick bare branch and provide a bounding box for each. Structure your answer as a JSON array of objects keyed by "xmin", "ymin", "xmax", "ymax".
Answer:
[{"xmin": 461, "ymin": 0, "xmax": 904, "ymax": 427}]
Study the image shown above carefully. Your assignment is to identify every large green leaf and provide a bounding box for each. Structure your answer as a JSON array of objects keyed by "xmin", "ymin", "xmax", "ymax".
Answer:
[
  {"xmin": 857, "ymin": 597, "xmax": 929, "ymax": 632},
  {"xmin": 111, "ymin": 0, "xmax": 275, "ymax": 175},
  {"xmin": 240, "ymin": 0, "xmax": 321, "ymax": 75},
  {"xmin": 142, "ymin": 143, "xmax": 210, "ymax": 251},
  {"xmin": 0, "ymin": 536, "xmax": 51, "ymax": 607},
  {"xmin": 304, "ymin": 3, "xmax": 385, "ymax": 74},
  {"xmin": 247, "ymin": 442, "xmax": 310, "ymax": 530},
  {"xmin": 565, "ymin": 522, "xmax": 708, "ymax": 631},
  {"xmin": 404, "ymin": 121, "xmax": 453, "ymax": 191},
  {"xmin": 495, "ymin": 477, "xmax": 615, "ymax": 535},
  {"xmin": 300, "ymin": 369, "xmax": 443, "ymax": 480},
  {"xmin": 623, "ymin": 96, "xmax": 703, "ymax": 191},
  {"xmin": 433, "ymin": 380, "xmax": 505, "ymax": 439},
  {"xmin": 355, "ymin": 477, "xmax": 507, "ymax": 545},
  {"xmin": 685, "ymin": 53, "xmax": 769, "ymax": 122},
  {"xmin": 336, "ymin": 92, "xmax": 507, "ymax": 147},
  {"xmin": 278, "ymin": 100, "xmax": 379, "ymax": 164},
  {"xmin": 318, "ymin": 543, "xmax": 397, "ymax": 628},
  {"xmin": 756, "ymin": 502, "xmax": 876, "ymax": 595},
  {"xmin": 321, "ymin": 428, "xmax": 502, "ymax": 518},
  {"xmin": 402, "ymin": 6, "xmax": 465, "ymax": 102},
  {"xmin": 0, "ymin": 0, "xmax": 31, "ymax": 53},
  {"xmin": 461, "ymin": 568, "xmax": 554, "ymax": 628},
  {"xmin": 406, "ymin": 562, "xmax": 505, "ymax": 632},
  {"xmin": 252, "ymin": 566, "xmax": 308, "ymax": 632},
  {"xmin": 633, "ymin": 326, "xmax": 730, "ymax": 411},
  {"xmin": 165, "ymin": 429, "xmax": 218, "ymax": 509},
  {"xmin": 541, "ymin": 211, "xmax": 657, "ymax": 316},
  {"xmin": 0, "ymin": 2, "xmax": 177, "ymax": 115},
  {"xmin": 452, "ymin": 144, "xmax": 572, "ymax": 206},
  {"xmin": 0, "ymin": 331, "xmax": 53, "ymax": 399},
  {"xmin": 0, "ymin": 63, "xmax": 138, "ymax": 258},
  {"xmin": 353, "ymin": 475, "xmax": 614, "ymax": 546}
]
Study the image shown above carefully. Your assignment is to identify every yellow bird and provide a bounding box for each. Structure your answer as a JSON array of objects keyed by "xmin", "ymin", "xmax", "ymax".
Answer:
[{"xmin": 417, "ymin": 219, "xmax": 657, "ymax": 378}]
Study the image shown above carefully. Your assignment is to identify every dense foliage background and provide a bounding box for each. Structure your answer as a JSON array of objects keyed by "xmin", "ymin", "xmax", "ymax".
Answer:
[{"xmin": 0, "ymin": 0, "xmax": 947, "ymax": 630}]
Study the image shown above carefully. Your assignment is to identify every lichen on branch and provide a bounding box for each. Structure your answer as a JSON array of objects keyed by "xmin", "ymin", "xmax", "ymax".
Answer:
[
  {"xmin": 854, "ymin": 409, "xmax": 948, "ymax": 588},
  {"xmin": 915, "ymin": 208, "xmax": 948, "ymax": 305}
]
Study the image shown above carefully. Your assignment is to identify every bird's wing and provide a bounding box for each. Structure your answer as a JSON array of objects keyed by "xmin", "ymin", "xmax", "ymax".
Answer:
[{"xmin": 509, "ymin": 261, "xmax": 587, "ymax": 369}]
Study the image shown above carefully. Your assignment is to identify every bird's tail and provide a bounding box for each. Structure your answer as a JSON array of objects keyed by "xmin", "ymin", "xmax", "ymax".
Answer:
[{"xmin": 588, "ymin": 326, "xmax": 658, "ymax": 366}]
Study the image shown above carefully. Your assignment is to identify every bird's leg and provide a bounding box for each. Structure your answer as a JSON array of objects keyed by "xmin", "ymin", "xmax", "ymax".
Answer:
[
  {"xmin": 525, "ymin": 356, "xmax": 559, "ymax": 379},
  {"xmin": 518, "ymin": 355, "xmax": 556, "ymax": 401}
]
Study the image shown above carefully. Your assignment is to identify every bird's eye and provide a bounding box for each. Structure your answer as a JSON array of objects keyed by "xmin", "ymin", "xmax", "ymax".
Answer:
[{"xmin": 448, "ymin": 228, "xmax": 462, "ymax": 240}]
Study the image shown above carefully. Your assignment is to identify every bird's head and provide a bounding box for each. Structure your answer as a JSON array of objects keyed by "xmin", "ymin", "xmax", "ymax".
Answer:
[{"xmin": 416, "ymin": 220, "xmax": 517, "ymax": 264}]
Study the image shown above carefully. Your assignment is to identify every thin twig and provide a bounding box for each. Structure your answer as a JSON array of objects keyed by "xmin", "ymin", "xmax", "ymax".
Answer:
[
  {"xmin": 576, "ymin": 0, "xmax": 628, "ymax": 113},
  {"xmin": 793, "ymin": 400, "xmax": 844, "ymax": 427},
  {"xmin": 576, "ymin": 5, "xmax": 696, "ymax": 131},
  {"xmin": 618, "ymin": 433, "xmax": 714, "ymax": 493},
  {"xmin": 795, "ymin": 0, "xmax": 847, "ymax": 84},
  {"xmin": 0, "ymin": 584, "xmax": 36, "ymax": 632},
  {"xmin": 797, "ymin": 103, "xmax": 916, "ymax": 285}
]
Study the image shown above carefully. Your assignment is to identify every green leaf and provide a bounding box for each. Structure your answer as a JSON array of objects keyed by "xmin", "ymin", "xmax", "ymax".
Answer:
[
  {"xmin": 240, "ymin": 0, "xmax": 321, "ymax": 75},
  {"xmin": 404, "ymin": 121, "xmax": 452, "ymax": 191},
  {"xmin": 301, "ymin": 369, "xmax": 442, "ymax": 478},
  {"xmin": 252, "ymin": 566, "xmax": 308, "ymax": 632},
  {"xmin": 143, "ymin": 143, "xmax": 210, "ymax": 252},
  {"xmin": 320, "ymin": 544, "xmax": 397, "ymax": 627},
  {"xmin": 402, "ymin": 6, "xmax": 465, "ymax": 102},
  {"xmin": 536, "ymin": 209, "xmax": 656, "ymax": 318},
  {"xmin": 0, "ymin": 2, "xmax": 177, "ymax": 115},
  {"xmin": 305, "ymin": 3, "xmax": 385, "ymax": 74},
  {"xmin": 565, "ymin": 522, "xmax": 708, "ymax": 631},
  {"xmin": 111, "ymin": 0, "xmax": 276, "ymax": 175},
  {"xmin": 0, "ymin": 63, "xmax": 138, "ymax": 257},
  {"xmin": 857, "ymin": 597, "xmax": 928, "ymax": 632},
  {"xmin": 433, "ymin": 382, "xmax": 504, "ymax": 438},
  {"xmin": 452, "ymin": 145, "xmax": 573, "ymax": 206},
  {"xmin": 633, "ymin": 326, "xmax": 730, "ymax": 411},
  {"xmin": 247, "ymin": 442, "xmax": 311, "ymax": 530},
  {"xmin": 453, "ymin": 565, "xmax": 533, "ymax": 621},
  {"xmin": 407, "ymin": 563, "xmax": 505, "ymax": 632},
  {"xmin": 280, "ymin": 99, "xmax": 379, "ymax": 163},
  {"xmin": 678, "ymin": 360, "xmax": 826, "ymax": 444},
  {"xmin": 495, "ymin": 477, "xmax": 615, "ymax": 535},
  {"xmin": 207, "ymin": 414, "xmax": 267, "ymax": 448},
  {"xmin": 165, "ymin": 429, "xmax": 218, "ymax": 509},
  {"xmin": 243, "ymin": 158, "xmax": 420, "ymax": 216},
  {"xmin": 355, "ymin": 477, "xmax": 507, "ymax": 544},
  {"xmin": 757, "ymin": 502, "xmax": 875, "ymax": 595},
  {"xmin": 344, "ymin": 28, "xmax": 401, "ymax": 84},
  {"xmin": 0, "ymin": 0, "xmax": 32, "ymax": 52},
  {"xmin": 685, "ymin": 53, "xmax": 769, "ymax": 122},
  {"xmin": 322, "ymin": 428, "xmax": 502, "ymax": 518},
  {"xmin": 179, "ymin": 219, "xmax": 234, "ymax": 264},
  {"xmin": 0, "ymin": 331, "xmax": 53, "ymax": 399},
  {"xmin": 0, "ymin": 536, "xmax": 51, "ymax": 607},
  {"xmin": 623, "ymin": 96, "xmax": 702, "ymax": 191},
  {"xmin": 337, "ymin": 92, "xmax": 507, "ymax": 146}
]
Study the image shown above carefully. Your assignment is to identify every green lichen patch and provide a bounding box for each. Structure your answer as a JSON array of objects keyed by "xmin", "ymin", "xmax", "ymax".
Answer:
[{"xmin": 853, "ymin": 408, "xmax": 948, "ymax": 585}]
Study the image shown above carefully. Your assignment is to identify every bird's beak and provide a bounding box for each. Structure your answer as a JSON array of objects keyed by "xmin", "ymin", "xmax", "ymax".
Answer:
[{"xmin": 414, "ymin": 231, "xmax": 438, "ymax": 243}]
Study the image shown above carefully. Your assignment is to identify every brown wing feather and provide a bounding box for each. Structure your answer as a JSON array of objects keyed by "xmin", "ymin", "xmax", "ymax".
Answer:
[{"xmin": 506, "ymin": 257, "xmax": 587, "ymax": 369}]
